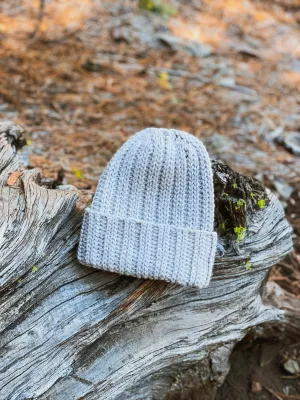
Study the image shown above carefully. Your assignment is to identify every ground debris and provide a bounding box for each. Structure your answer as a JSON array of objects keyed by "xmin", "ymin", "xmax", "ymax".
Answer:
[{"xmin": 283, "ymin": 359, "xmax": 300, "ymax": 375}]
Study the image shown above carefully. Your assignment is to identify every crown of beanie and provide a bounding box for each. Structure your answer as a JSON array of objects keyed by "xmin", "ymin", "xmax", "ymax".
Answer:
[{"xmin": 77, "ymin": 128, "xmax": 217, "ymax": 288}]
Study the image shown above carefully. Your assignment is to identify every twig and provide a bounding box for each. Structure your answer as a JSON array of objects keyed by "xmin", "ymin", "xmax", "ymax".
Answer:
[
  {"xmin": 264, "ymin": 386, "xmax": 300, "ymax": 400},
  {"xmin": 30, "ymin": 0, "xmax": 45, "ymax": 39},
  {"xmin": 280, "ymin": 374, "xmax": 300, "ymax": 379},
  {"xmin": 264, "ymin": 387, "xmax": 284, "ymax": 400}
]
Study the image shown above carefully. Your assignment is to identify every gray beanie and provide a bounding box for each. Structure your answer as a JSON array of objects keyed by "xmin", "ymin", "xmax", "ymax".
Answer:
[{"xmin": 77, "ymin": 128, "xmax": 217, "ymax": 288}]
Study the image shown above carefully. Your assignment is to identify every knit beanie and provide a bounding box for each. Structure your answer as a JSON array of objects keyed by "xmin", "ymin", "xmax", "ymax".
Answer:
[{"xmin": 77, "ymin": 128, "xmax": 217, "ymax": 288}]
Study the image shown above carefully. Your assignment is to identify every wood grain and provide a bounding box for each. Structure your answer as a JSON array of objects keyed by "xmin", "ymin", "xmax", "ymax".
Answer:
[{"xmin": 0, "ymin": 121, "xmax": 293, "ymax": 400}]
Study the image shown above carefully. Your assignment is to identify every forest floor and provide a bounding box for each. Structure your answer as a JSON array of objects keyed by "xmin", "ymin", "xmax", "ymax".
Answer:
[{"xmin": 0, "ymin": 0, "xmax": 300, "ymax": 399}]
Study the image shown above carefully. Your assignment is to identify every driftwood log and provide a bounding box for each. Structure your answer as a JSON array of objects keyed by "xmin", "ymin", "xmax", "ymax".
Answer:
[{"xmin": 0, "ymin": 121, "xmax": 293, "ymax": 400}]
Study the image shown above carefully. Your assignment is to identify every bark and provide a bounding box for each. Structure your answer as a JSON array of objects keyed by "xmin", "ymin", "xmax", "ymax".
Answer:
[{"xmin": 0, "ymin": 121, "xmax": 293, "ymax": 400}]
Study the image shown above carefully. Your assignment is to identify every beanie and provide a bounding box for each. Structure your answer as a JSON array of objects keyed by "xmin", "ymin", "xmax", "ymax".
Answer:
[{"xmin": 77, "ymin": 128, "xmax": 217, "ymax": 288}]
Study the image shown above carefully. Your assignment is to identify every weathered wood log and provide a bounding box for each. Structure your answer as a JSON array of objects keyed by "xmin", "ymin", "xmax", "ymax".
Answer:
[{"xmin": 0, "ymin": 121, "xmax": 293, "ymax": 400}]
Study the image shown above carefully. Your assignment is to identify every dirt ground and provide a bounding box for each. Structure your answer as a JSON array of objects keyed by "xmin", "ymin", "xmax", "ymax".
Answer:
[
  {"xmin": 0, "ymin": 0, "xmax": 300, "ymax": 398},
  {"xmin": 217, "ymin": 335, "xmax": 300, "ymax": 400}
]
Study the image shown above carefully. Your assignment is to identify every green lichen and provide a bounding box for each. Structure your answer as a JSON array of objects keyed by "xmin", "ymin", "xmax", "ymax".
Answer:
[
  {"xmin": 233, "ymin": 183, "xmax": 238, "ymax": 189},
  {"xmin": 32, "ymin": 266, "xmax": 38, "ymax": 273},
  {"xmin": 234, "ymin": 226, "xmax": 247, "ymax": 242}
]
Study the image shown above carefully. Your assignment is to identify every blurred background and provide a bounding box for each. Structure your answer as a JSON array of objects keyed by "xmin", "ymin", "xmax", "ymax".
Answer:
[{"xmin": 0, "ymin": 0, "xmax": 299, "ymax": 398}]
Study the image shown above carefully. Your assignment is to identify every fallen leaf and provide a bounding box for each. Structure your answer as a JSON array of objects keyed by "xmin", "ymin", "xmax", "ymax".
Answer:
[
  {"xmin": 71, "ymin": 168, "xmax": 84, "ymax": 179},
  {"xmin": 158, "ymin": 71, "xmax": 171, "ymax": 89}
]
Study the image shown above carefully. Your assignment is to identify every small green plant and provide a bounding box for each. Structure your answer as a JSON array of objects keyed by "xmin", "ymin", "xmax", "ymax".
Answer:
[
  {"xmin": 221, "ymin": 221, "xmax": 226, "ymax": 231},
  {"xmin": 246, "ymin": 260, "xmax": 252, "ymax": 271},
  {"xmin": 32, "ymin": 265, "xmax": 38, "ymax": 273},
  {"xmin": 250, "ymin": 192, "xmax": 255, "ymax": 198},
  {"xmin": 139, "ymin": 0, "xmax": 176, "ymax": 18},
  {"xmin": 232, "ymin": 183, "xmax": 237, "ymax": 189},
  {"xmin": 234, "ymin": 226, "xmax": 246, "ymax": 242},
  {"xmin": 234, "ymin": 198, "xmax": 245, "ymax": 210},
  {"xmin": 257, "ymin": 199, "xmax": 266, "ymax": 209},
  {"xmin": 236, "ymin": 199, "xmax": 245, "ymax": 207}
]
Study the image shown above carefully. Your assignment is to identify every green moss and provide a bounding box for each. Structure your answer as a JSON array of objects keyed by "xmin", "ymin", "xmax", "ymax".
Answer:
[
  {"xmin": 212, "ymin": 161, "xmax": 269, "ymax": 241},
  {"xmin": 234, "ymin": 226, "xmax": 247, "ymax": 242},
  {"xmin": 32, "ymin": 265, "xmax": 38, "ymax": 273},
  {"xmin": 257, "ymin": 199, "xmax": 266, "ymax": 209}
]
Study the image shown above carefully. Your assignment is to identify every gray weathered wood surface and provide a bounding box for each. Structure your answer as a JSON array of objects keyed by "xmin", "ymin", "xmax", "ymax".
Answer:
[{"xmin": 0, "ymin": 121, "xmax": 293, "ymax": 400}]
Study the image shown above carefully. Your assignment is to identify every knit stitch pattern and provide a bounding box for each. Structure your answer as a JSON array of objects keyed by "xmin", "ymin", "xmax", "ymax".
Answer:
[{"xmin": 78, "ymin": 128, "xmax": 217, "ymax": 288}]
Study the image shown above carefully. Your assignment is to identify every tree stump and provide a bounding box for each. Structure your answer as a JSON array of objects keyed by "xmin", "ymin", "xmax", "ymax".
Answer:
[{"xmin": 0, "ymin": 121, "xmax": 293, "ymax": 400}]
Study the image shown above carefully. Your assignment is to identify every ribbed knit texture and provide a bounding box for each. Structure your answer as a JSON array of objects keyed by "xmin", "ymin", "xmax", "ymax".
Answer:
[{"xmin": 77, "ymin": 128, "xmax": 217, "ymax": 288}]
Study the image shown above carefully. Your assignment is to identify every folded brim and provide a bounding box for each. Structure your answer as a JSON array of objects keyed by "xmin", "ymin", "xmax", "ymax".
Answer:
[{"xmin": 77, "ymin": 208, "xmax": 217, "ymax": 288}]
